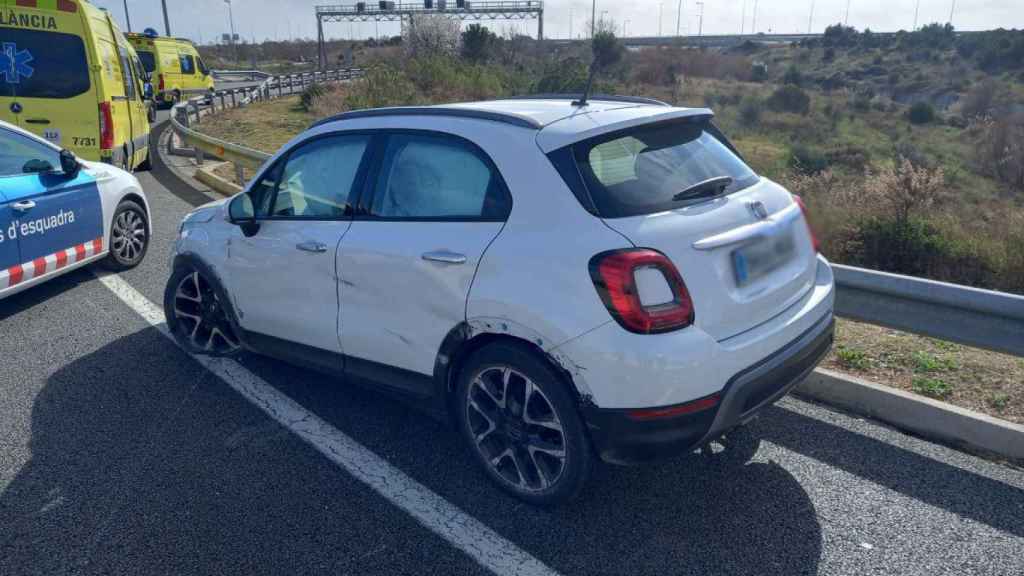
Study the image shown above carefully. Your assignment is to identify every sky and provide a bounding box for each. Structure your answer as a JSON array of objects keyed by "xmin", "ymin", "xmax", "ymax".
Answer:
[{"xmin": 90, "ymin": 0, "xmax": 1022, "ymax": 44}]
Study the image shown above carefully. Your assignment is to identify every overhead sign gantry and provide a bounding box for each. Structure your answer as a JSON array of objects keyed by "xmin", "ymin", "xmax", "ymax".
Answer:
[{"xmin": 315, "ymin": 1, "xmax": 544, "ymax": 69}]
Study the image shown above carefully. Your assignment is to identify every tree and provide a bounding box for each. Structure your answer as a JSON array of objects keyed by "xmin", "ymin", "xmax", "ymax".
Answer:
[
  {"xmin": 767, "ymin": 85, "xmax": 811, "ymax": 115},
  {"xmin": 591, "ymin": 29, "xmax": 624, "ymax": 71},
  {"xmin": 461, "ymin": 23, "xmax": 497, "ymax": 63},
  {"xmin": 907, "ymin": 101, "xmax": 936, "ymax": 125},
  {"xmin": 405, "ymin": 15, "xmax": 460, "ymax": 58}
]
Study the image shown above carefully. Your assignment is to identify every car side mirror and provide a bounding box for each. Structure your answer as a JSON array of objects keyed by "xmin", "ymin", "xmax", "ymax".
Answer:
[
  {"xmin": 59, "ymin": 150, "xmax": 80, "ymax": 178},
  {"xmin": 144, "ymin": 82, "xmax": 154, "ymax": 100},
  {"xmin": 228, "ymin": 193, "xmax": 260, "ymax": 237}
]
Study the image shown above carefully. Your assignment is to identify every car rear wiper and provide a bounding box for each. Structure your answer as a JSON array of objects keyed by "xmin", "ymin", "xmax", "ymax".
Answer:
[{"xmin": 672, "ymin": 176, "xmax": 734, "ymax": 202}]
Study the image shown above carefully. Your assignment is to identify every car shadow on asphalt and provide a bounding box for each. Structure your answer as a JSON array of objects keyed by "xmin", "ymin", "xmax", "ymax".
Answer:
[{"xmin": 4, "ymin": 326, "xmax": 1022, "ymax": 575}]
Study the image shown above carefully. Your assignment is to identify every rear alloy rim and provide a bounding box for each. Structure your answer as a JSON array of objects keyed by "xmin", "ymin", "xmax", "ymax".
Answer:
[
  {"xmin": 172, "ymin": 271, "xmax": 240, "ymax": 354},
  {"xmin": 111, "ymin": 209, "xmax": 146, "ymax": 264},
  {"xmin": 466, "ymin": 366, "xmax": 567, "ymax": 492}
]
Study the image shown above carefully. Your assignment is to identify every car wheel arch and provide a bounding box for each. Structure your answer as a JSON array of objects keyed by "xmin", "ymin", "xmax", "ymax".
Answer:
[
  {"xmin": 434, "ymin": 321, "xmax": 594, "ymax": 425},
  {"xmin": 168, "ymin": 252, "xmax": 246, "ymax": 342}
]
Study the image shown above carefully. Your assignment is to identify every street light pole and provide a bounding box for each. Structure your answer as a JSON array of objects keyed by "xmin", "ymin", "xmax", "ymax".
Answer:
[
  {"xmin": 752, "ymin": 0, "xmax": 759, "ymax": 33},
  {"xmin": 913, "ymin": 0, "xmax": 921, "ymax": 30},
  {"xmin": 741, "ymin": 0, "xmax": 746, "ymax": 35},
  {"xmin": 845, "ymin": 0, "xmax": 851, "ymax": 26},
  {"xmin": 224, "ymin": 0, "xmax": 238, "ymax": 61},
  {"xmin": 696, "ymin": 1, "xmax": 704, "ymax": 37},
  {"xmin": 121, "ymin": 0, "xmax": 132, "ymax": 32},
  {"xmin": 591, "ymin": 0, "xmax": 596, "ymax": 38},
  {"xmin": 161, "ymin": 0, "xmax": 170, "ymax": 36},
  {"xmin": 949, "ymin": 0, "xmax": 956, "ymax": 25},
  {"xmin": 808, "ymin": 0, "xmax": 815, "ymax": 34},
  {"xmin": 676, "ymin": 0, "xmax": 683, "ymax": 36},
  {"xmin": 659, "ymin": 2, "xmax": 663, "ymax": 37}
]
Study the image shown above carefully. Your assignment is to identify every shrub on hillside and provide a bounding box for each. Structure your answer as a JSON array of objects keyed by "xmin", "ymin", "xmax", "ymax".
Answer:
[
  {"xmin": 738, "ymin": 95, "xmax": 763, "ymax": 125},
  {"xmin": 767, "ymin": 85, "xmax": 811, "ymax": 114},
  {"xmin": 782, "ymin": 65, "xmax": 803, "ymax": 86},
  {"xmin": 907, "ymin": 101, "xmax": 936, "ymax": 124},
  {"xmin": 975, "ymin": 114, "xmax": 1024, "ymax": 189},
  {"xmin": 960, "ymin": 79, "xmax": 999, "ymax": 119},
  {"xmin": 788, "ymin": 143, "xmax": 829, "ymax": 173},
  {"xmin": 297, "ymin": 83, "xmax": 327, "ymax": 112}
]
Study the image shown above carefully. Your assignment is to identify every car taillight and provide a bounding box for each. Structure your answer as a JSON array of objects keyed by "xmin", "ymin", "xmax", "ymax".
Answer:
[
  {"xmin": 98, "ymin": 102, "xmax": 114, "ymax": 150},
  {"xmin": 792, "ymin": 195, "xmax": 820, "ymax": 253},
  {"xmin": 158, "ymin": 73, "xmax": 165, "ymax": 91},
  {"xmin": 589, "ymin": 249, "xmax": 694, "ymax": 334}
]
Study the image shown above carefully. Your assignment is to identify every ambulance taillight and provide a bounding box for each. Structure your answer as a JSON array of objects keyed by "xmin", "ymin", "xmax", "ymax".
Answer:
[{"xmin": 99, "ymin": 102, "xmax": 114, "ymax": 150}]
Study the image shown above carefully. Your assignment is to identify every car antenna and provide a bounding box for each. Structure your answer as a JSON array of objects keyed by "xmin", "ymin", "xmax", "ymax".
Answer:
[{"xmin": 572, "ymin": 61, "xmax": 600, "ymax": 107}]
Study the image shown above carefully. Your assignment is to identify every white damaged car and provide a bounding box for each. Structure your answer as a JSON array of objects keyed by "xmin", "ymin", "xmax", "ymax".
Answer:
[{"xmin": 166, "ymin": 97, "xmax": 834, "ymax": 505}]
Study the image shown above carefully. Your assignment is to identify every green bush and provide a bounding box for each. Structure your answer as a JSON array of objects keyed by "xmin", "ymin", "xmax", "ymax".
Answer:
[
  {"xmin": 767, "ymin": 84, "xmax": 811, "ymax": 114},
  {"xmin": 297, "ymin": 83, "xmax": 327, "ymax": 112},
  {"xmin": 788, "ymin": 142, "xmax": 829, "ymax": 173},
  {"xmin": 782, "ymin": 65, "xmax": 803, "ymax": 86},
  {"xmin": 907, "ymin": 101, "xmax": 937, "ymax": 124}
]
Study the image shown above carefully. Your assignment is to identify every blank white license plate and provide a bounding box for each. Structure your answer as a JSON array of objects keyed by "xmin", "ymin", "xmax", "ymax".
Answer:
[{"xmin": 732, "ymin": 231, "xmax": 796, "ymax": 287}]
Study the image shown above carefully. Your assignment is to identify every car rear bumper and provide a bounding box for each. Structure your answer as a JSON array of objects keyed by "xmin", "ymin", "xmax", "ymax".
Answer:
[{"xmin": 581, "ymin": 311, "xmax": 834, "ymax": 465}]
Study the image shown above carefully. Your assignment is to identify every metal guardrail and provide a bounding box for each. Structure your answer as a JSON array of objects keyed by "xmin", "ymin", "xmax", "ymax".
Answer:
[
  {"xmin": 170, "ymin": 68, "xmax": 363, "ymax": 178},
  {"xmin": 171, "ymin": 75, "xmax": 1024, "ymax": 357},
  {"xmin": 209, "ymin": 69, "xmax": 273, "ymax": 81},
  {"xmin": 833, "ymin": 265, "xmax": 1024, "ymax": 357}
]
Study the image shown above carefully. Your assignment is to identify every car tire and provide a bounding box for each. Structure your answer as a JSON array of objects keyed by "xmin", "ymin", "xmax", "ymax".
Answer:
[
  {"xmin": 147, "ymin": 103, "xmax": 157, "ymax": 123},
  {"xmin": 455, "ymin": 341, "xmax": 592, "ymax": 506},
  {"xmin": 163, "ymin": 263, "xmax": 242, "ymax": 357},
  {"xmin": 101, "ymin": 200, "xmax": 149, "ymax": 271}
]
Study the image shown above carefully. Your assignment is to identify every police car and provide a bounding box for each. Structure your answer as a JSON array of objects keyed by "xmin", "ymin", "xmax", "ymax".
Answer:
[{"xmin": 1, "ymin": 120, "xmax": 150, "ymax": 300}]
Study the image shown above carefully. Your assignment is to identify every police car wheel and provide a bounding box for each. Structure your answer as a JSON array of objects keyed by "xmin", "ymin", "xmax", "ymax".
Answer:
[
  {"xmin": 102, "ymin": 200, "xmax": 149, "ymax": 271},
  {"xmin": 164, "ymin": 265, "xmax": 242, "ymax": 356}
]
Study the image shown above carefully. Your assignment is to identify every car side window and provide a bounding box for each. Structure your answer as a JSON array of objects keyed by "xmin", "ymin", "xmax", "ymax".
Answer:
[
  {"xmin": 118, "ymin": 47, "xmax": 136, "ymax": 100},
  {"xmin": 267, "ymin": 135, "xmax": 370, "ymax": 220},
  {"xmin": 370, "ymin": 134, "xmax": 510, "ymax": 220},
  {"xmin": 0, "ymin": 129, "xmax": 62, "ymax": 178},
  {"xmin": 196, "ymin": 56, "xmax": 210, "ymax": 76},
  {"xmin": 179, "ymin": 53, "xmax": 195, "ymax": 75}
]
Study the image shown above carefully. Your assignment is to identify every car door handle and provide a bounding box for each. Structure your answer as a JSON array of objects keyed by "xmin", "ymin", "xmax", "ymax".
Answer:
[
  {"xmin": 12, "ymin": 200, "xmax": 36, "ymax": 212},
  {"xmin": 296, "ymin": 241, "xmax": 328, "ymax": 253},
  {"xmin": 422, "ymin": 251, "xmax": 467, "ymax": 265}
]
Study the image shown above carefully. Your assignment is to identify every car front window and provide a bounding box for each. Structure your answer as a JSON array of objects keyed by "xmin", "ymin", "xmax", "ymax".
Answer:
[{"xmin": 0, "ymin": 129, "xmax": 61, "ymax": 178}]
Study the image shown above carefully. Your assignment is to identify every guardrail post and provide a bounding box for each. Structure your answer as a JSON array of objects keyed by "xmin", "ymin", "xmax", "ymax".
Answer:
[
  {"xmin": 194, "ymin": 143, "xmax": 204, "ymax": 166},
  {"xmin": 235, "ymin": 164, "xmax": 245, "ymax": 186}
]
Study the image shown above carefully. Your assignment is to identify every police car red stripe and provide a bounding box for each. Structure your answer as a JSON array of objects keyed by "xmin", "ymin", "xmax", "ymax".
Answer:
[{"xmin": 0, "ymin": 237, "xmax": 102, "ymax": 290}]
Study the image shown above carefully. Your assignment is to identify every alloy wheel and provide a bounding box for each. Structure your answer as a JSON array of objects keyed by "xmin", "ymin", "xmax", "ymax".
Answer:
[
  {"xmin": 111, "ymin": 208, "xmax": 146, "ymax": 265},
  {"xmin": 172, "ymin": 271, "xmax": 241, "ymax": 354},
  {"xmin": 466, "ymin": 366, "xmax": 567, "ymax": 492}
]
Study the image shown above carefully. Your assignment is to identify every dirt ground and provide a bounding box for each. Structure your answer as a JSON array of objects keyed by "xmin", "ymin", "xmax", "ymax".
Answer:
[{"xmin": 824, "ymin": 319, "xmax": 1024, "ymax": 424}]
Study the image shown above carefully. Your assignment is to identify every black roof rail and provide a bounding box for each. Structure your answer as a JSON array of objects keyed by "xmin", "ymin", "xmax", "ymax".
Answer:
[
  {"xmin": 310, "ymin": 106, "xmax": 543, "ymax": 130},
  {"xmin": 502, "ymin": 93, "xmax": 673, "ymax": 107}
]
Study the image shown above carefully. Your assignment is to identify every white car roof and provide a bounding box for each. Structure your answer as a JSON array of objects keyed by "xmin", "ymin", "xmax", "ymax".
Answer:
[
  {"xmin": 314, "ymin": 98, "xmax": 714, "ymax": 153},
  {"xmin": 443, "ymin": 99, "xmax": 714, "ymax": 152}
]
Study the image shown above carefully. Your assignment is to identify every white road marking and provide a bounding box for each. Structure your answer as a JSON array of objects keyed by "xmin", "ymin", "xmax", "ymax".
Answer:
[{"xmin": 96, "ymin": 272, "xmax": 561, "ymax": 576}]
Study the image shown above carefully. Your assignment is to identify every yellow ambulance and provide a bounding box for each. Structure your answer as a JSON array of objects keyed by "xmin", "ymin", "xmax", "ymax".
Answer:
[
  {"xmin": 127, "ymin": 30, "xmax": 214, "ymax": 108},
  {"xmin": 0, "ymin": 0, "xmax": 152, "ymax": 170}
]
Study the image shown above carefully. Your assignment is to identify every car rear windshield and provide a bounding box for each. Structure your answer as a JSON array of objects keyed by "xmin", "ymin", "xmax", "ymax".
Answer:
[
  {"xmin": 137, "ymin": 50, "xmax": 156, "ymax": 73},
  {"xmin": 571, "ymin": 117, "xmax": 759, "ymax": 218},
  {"xmin": 0, "ymin": 28, "xmax": 90, "ymax": 99}
]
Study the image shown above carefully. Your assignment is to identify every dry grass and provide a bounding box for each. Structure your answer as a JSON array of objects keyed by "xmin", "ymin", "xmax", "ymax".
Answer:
[
  {"xmin": 196, "ymin": 96, "xmax": 311, "ymax": 154},
  {"xmin": 826, "ymin": 319, "xmax": 1024, "ymax": 424}
]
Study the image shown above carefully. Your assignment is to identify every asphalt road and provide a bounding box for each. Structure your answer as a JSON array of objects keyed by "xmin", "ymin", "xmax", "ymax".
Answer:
[{"xmin": 1, "ymin": 123, "xmax": 1023, "ymax": 576}]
